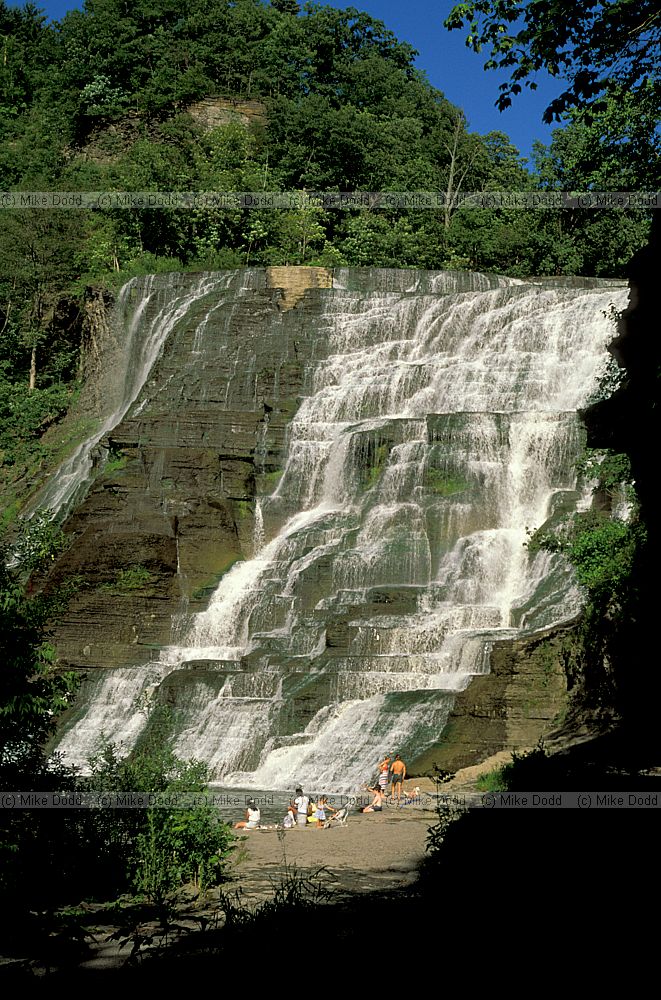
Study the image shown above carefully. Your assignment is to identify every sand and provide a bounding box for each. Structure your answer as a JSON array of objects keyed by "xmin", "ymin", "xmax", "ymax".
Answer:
[
  {"xmin": 226, "ymin": 801, "xmax": 439, "ymax": 902},
  {"xmin": 224, "ymin": 753, "xmax": 519, "ymax": 904},
  {"xmin": 3, "ymin": 756, "xmax": 514, "ymax": 975}
]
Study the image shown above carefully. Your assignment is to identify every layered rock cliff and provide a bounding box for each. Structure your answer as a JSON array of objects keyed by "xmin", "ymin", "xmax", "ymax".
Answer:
[{"xmin": 42, "ymin": 266, "xmax": 628, "ymax": 784}]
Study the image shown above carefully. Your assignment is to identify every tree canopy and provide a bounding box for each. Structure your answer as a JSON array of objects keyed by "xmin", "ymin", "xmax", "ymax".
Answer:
[
  {"xmin": 0, "ymin": 0, "xmax": 655, "ymax": 519},
  {"xmin": 445, "ymin": 1, "xmax": 661, "ymax": 120}
]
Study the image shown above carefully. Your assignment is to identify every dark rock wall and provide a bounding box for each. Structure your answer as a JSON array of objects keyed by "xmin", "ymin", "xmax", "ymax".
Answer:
[
  {"xmin": 410, "ymin": 624, "xmax": 574, "ymax": 773},
  {"xmin": 580, "ymin": 217, "xmax": 661, "ymax": 736},
  {"xmin": 45, "ymin": 264, "xmax": 639, "ymax": 774},
  {"xmin": 49, "ymin": 268, "xmax": 330, "ymax": 669}
]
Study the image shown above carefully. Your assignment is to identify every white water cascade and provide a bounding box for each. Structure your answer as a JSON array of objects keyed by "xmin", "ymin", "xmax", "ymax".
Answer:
[
  {"xmin": 53, "ymin": 271, "xmax": 628, "ymax": 792},
  {"xmin": 26, "ymin": 272, "xmax": 234, "ymax": 523}
]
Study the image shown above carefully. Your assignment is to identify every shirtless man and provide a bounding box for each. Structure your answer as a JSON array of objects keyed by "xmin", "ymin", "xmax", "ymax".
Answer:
[{"xmin": 390, "ymin": 754, "xmax": 407, "ymax": 804}]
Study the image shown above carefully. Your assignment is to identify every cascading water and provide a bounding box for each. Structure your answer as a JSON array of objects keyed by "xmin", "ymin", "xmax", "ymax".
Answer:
[
  {"xmin": 53, "ymin": 270, "xmax": 628, "ymax": 792},
  {"xmin": 25, "ymin": 272, "xmax": 234, "ymax": 523}
]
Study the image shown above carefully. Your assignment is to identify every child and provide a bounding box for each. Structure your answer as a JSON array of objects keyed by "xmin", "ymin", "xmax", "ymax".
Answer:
[
  {"xmin": 282, "ymin": 807, "xmax": 296, "ymax": 829},
  {"xmin": 313, "ymin": 795, "xmax": 336, "ymax": 828}
]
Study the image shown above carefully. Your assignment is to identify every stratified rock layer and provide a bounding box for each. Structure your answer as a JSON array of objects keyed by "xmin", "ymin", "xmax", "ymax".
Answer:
[{"xmin": 46, "ymin": 267, "xmax": 624, "ymax": 777}]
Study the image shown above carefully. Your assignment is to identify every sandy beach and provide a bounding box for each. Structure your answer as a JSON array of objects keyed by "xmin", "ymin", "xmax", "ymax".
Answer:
[
  {"xmin": 2, "ymin": 760, "xmax": 514, "ymax": 978},
  {"xmin": 223, "ymin": 755, "xmax": 514, "ymax": 904},
  {"xmin": 226, "ymin": 800, "xmax": 439, "ymax": 902},
  {"xmin": 0, "ymin": 755, "xmax": 524, "ymax": 977}
]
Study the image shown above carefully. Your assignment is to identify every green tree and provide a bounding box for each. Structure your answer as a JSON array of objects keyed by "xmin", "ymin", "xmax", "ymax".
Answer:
[
  {"xmin": 267, "ymin": 193, "xmax": 327, "ymax": 265},
  {"xmin": 529, "ymin": 88, "xmax": 656, "ymax": 275},
  {"xmin": 444, "ymin": 1, "xmax": 661, "ymax": 120},
  {"xmin": 271, "ymin": 0, "xmax": 300, "ymax": 13},
  {"xmin": 533, "ymin": 83, "xmax": 661, "ymax": 191},
  {"xmin": 81, "ymin": 732, "xmax": 235, "ymax": 906},
  {"xmin": 0, "ymin": 2, "xmax": 59, "ymax": 131},
  {"xmin": 0, "ymin": 515, "xmax": 77, "ymax": 783},
  {"xmin": 0, "ymin": 209, "xmax": 82, "ymax": 384}
]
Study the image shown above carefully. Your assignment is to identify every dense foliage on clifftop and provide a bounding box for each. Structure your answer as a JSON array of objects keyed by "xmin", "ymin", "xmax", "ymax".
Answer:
[
  {"xmin": 0, "ymin": 3, "xmax": 659, "ymax": 962},
  {"xmin": 0, "ymin": 0, "xmax": 657, "ymax": 496}
]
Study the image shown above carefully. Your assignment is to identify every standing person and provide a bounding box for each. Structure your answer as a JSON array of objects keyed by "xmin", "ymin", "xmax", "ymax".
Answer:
[
  {"xmin": 377, "ymin": 754, "xmax": 391, "ymax": 795},
  {"xmin": 390, "ymin": 754, "xmax": 407, "ymax": 805},
  {"xmin": 313, "ymin": 795, "xmax": 336, "ymax": 828},
  {"xmin": 292, "ymin": 786, "xmax": 309, "ymax": 827},
  {"xmin": 234, "ymin": 798, "xmax": 261, "ymax": 829}
]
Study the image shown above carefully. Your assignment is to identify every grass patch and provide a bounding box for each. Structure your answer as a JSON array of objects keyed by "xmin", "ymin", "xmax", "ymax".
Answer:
[
  {"xmin": 105, "ymin": 453, "xmax": 128, "ymax": 474},
  {"xmin": 233, "ymin": 500, "xmax": 253, "ymax": 521},
  {"xmin": 424, "ymin": 467, "xmax": 468, "ymax": 496},
  {"xmin": 100, "ymin": 565, "xmax": 157, "ymax": 593},
  {"xmin": 103, "ymin": 440, "xmax": 133, "ymax": 476},
  {"xmin": 191, "ymin": 559, "xmax": 242, "ymax": 600},
  {"xmin": 474, "ymin": 768, "xmax": 509, "ymax": 792},
  {"xmin": 0, "ymin": 499, "xmax": 21, "ymax": 531}
]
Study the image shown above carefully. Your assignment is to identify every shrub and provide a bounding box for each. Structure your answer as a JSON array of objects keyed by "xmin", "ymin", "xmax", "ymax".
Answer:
[{"xmin": 80, "ymin": 735, "xmax": 235, "ymax": 907}]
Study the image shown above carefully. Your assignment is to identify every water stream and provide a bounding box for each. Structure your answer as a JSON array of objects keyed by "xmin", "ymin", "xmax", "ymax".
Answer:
[{"xmin": 52, "ymin": 270, "xmax": 627, "ymax": 792}]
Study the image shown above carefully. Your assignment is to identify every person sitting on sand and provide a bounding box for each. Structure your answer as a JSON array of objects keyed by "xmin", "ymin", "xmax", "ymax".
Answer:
[
  {"xmin": 234, "ymin": 798, "xmax": 261, "ymax": 829},
  {"xmin": 282, "ymin": 807, "xmax": 296, "ymax": 829},
  {"xmin": 360, "ymin": 785, "xmax": 385, "ymax": 813}
]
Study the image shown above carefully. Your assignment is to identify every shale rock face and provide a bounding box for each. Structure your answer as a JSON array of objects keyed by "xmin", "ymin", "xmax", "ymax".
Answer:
[
  {"xmin": 50, "ymin": 268, "xmax": 325, "ymax": 669},
  {"xmin": 409, "ymin": 623, "xmax": 573, "ymax": 773},
  {"xmin": 185, "ymin": 96, "xmax": 268, "ymax": 131},
  {"xmin": 45, "ymin": 266, "xmax": 626, "ymax": 783},
  {"xmin": 52, "ymin": 265, "xmax": 522, "ymax": 674}
]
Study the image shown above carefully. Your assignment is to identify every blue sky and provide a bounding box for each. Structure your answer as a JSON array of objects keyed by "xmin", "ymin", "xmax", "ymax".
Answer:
[{"xmin": 26, "ymin": 0, "xmax": 562, "ymax": 161}]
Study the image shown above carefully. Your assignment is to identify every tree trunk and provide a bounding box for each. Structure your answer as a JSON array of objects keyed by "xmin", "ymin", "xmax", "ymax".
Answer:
[
  {"xmin": 444, "ymin": 123, "xmax": 459, "ymax": 231},
  {"xmin": 443, "ymin": 115, "xmax": 478, "ymax": 230},
  {"xmin": 29, "ymin": 344, "xmax": 36, "ymax": 392}
]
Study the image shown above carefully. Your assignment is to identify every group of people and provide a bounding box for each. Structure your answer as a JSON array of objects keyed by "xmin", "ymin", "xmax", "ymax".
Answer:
[
  {"xmin": 234, "ymin": 787, "xmax": 337, "ymax": 831},
  {"xmin": 287, "ymin": 787, "xmax": 336, "ymax": 828},
  {"xmin": 234, "ymin": 755, "xmax": 414, "ymax": 829},
  {"xmin": 378, "ymin": 752, "xmax": 407, "ymax": 802},
  {"xmin": 359, "ymin": 752, "xmax": 413, "ymax": 812}
]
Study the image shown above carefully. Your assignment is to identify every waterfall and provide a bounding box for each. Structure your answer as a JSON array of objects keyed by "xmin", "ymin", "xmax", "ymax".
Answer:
[
  {"xmin": 52, "ymin": 270, "xmax": 628, "ymax": 792},
  {"xmin": 25, "ymin": 272, "xmax": 235, "ymax": 524},
  {"xmin": 253, "ymin": 499, "xmax": 265, "ymax": 555}
]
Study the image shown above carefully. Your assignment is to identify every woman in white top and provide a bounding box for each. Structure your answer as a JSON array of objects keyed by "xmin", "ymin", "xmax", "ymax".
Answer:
[{"xmin": 234, "ymin": 799, "xmax": 261, "ymax": 829}]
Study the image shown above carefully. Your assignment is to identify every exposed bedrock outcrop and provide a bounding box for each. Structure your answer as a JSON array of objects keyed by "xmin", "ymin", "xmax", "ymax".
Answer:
[
  {"xmin": 49, "ymin": 268, "xmax": 328, "ymax": 668},
  {"xmin": 43, "ymin": 266, "xmax": 631, "ymax": 780}
]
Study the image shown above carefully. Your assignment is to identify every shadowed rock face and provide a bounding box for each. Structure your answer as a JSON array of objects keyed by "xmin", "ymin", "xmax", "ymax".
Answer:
[
  {"xmin": 49, "ymin": 268, "xmax": 320, "ymax": 668},
  {"xmin": 45, "ymin": 267, "xmax": 628, "ymax": 786}
]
